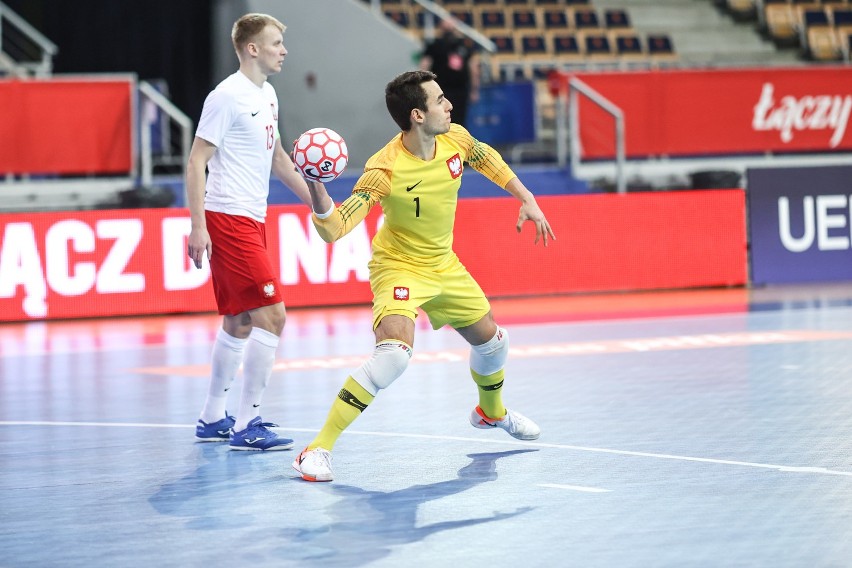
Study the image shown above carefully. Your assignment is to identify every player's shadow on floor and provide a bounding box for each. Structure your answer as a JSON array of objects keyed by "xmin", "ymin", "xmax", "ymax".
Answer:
[
  {"xmin": 148, "ymin": 443, "xmax": 272, "ymax": 530},
  {"xmin": 278, "ymin": 449, "xmax": 538, "ymax": 565}
]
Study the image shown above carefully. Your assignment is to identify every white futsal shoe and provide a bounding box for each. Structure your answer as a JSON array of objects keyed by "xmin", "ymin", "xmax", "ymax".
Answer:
[
  {"xmin": 470, "ymin": 406, "xmax": 541, "ymax": 440},
  {"xmin": 292, "ymin": 447, "xmax": 334, "ymax": 482}
]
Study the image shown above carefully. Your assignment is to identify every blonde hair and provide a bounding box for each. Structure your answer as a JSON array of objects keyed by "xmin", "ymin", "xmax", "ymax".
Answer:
[{"xmin": 231, "ymin": 13, "xmax": 285, "ymax": 52}]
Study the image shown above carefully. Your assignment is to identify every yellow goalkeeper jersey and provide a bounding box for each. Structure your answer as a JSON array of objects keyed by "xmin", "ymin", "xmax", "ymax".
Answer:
[{"xmin": 312, "ymin": 123, "xmax": 516, "ymax": 267}]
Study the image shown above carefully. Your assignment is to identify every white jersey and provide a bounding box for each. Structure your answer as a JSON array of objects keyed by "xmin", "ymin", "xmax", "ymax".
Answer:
[{"xmin": 196, "ymin": 71, "xmax": 280, "ymax": 221}]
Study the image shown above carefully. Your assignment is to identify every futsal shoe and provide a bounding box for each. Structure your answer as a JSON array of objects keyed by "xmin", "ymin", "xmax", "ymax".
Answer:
[
  {"xmin": 470, "ymin": 406, "xmax": 541, "ymax": 440},
  {"xmin": 229, "ymin": 416, "xmax": 294, "ymax": 451},
  {"xmin": 292, "ymin": 447, "xmax": 334, "ymax": 482},
  {"xmin": 195, "ymin": 412, "xmax": 236, "ymax": 442}
]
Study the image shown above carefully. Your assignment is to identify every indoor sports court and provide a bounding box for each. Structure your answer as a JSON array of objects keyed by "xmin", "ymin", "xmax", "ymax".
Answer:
[
  {"xmin": 4, "ymin": 0, "xmax": 852, "ymax": 566},
  {"xmin": 2, "ymin": 284, "xmax": 852, "ymax": 567}
]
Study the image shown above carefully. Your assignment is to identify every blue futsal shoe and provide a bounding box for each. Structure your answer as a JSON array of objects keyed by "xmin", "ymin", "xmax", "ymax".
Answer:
[
  {"xmin": 195, "ymin": 412, "xmax": 236, "ymax": 442},
  {"xmin": 229, "ymin": 416, "xmax": 294, "ymax": 451}
]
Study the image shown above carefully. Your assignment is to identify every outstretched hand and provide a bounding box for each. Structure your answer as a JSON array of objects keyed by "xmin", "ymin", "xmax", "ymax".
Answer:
[{"xmin": 516, "ymin": 201, "xmax": 556, "ymax": 246}]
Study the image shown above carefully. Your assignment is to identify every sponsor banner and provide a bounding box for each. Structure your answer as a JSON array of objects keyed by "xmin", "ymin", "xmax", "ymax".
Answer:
[
  {"xmin": 550, "ymin": 67, "xmax": 852, "ymax": 158},
  {"xmin": 747, "ymin": 165, "xmax": 852, "ymax": 284},
  {"xmin": 455, "ymin": 191, "xmax": 747, "ymax": 296},
  {"xmin": 0, "ymin": 78, "xmax": 133, "ymax": 175},
  {"xmin": 0, "ymin": 192, "xmax": 747, "ymax": 321}
]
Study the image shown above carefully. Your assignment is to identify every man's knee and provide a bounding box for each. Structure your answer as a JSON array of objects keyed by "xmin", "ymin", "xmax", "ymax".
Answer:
[
  {"xmin": 352, "ymin": 340, "xmax": 413, "ymax": 396},
  {"xmin": 470, "ymin": 327, "xmax": 509, "ymax": 376},
  {"xmin": 249, "ymin": 303, "xmax": 286, "ymax": 336}
]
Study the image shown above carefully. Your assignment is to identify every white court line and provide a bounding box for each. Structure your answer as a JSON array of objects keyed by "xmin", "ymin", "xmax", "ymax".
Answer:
[
  {"xmin": 2, "ymin": 421, "xmax": 851, "ymax": 478},
  {"xmin": 539, "ymin": 483, "xmax": 611, "ymax": 493}
]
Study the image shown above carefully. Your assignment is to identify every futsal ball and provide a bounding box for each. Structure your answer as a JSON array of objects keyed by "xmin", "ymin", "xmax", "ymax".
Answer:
[{"xmin": 293, "ymin": 127, "xmax": 348, "ymax": 182}]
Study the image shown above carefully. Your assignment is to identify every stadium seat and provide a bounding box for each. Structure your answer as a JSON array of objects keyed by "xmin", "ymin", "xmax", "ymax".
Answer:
[
  {"xmin": 799, "ymin": 7, "xmax": 831, "ymax": 48},
  {"xmin": 833, "ymin": 8, "xmax": 852, "ymax": 36},
  {"xmin": 519, "ymin": 33, "xmax": 550, "ymax": 56},
  {"xmin": 807, "ymin": 26, "xmax": 842, "ymax": 60},
  {"xmin": 583, "ymin": 32, "xmax": 615, "ymax": 59},
  {"xmin": 542, "ymin": 9, "xmax": 571, "ymax": 30},
  {"xmin": 647, "ymin": 33, "xmax": 677, "ymax": 61},
  {"xmin": 726, "ymin": 0, "xmax": 757, "ymax": 22},
  {"xmin": 478, "ymin": 8, "xmax": 510, "ymax": 32},
  {"xmin": 572, "ymin": 8, "xmax": 601, "ymax": 30},
  {"xmin": 486, "ymin": 33, "xmax": 524, "ymax": 81},
  {"xmin": 604, "ymin": 9, "xmax": 631, "ymax": 30},
  {"xmin": 383, "ymin": 9, "xmax": 411, "ymax": 29},
  {"xmin": 489, "ymin": 33, "xmax": 517, "ymax": 55},
  {"xmin": 414, "ymin": 10, "xmax": 437, "ymax": 34},
  {"xmin": 840, "ymin": 31, "xmax": 852, "ymax": 62},
  {"xmin": 551, "ymin": 33, "xmax": 583, "ymax": 62},
  {"xmin": 764, "ymin": 3, "xmax": 798, "ymax": 45},
  {"xmin": 612, "ymin": 32, "xmax": 646, "ymax": 61},
  {"xmin": 511, "ymin": 8, "xmax": 540, "ymax": 29},
  {"xmin": 449, "ymin": 8, "xmax": 475, "ymax": 27}
]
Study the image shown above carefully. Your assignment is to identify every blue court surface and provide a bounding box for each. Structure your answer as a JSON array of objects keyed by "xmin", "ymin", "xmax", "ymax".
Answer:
[{"xmin": 2, "ymin": 284, "xmax": 852, "ymax": 567}]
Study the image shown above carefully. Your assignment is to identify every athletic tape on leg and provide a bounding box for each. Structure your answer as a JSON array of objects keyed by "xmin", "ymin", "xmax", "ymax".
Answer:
[
  {"xmin": 469, "ymin": 327, "xmax": 508, "ymax": 376},
  {"xmin": 351, "ymin": 340, "xmax": 413, "ymax": 396}
]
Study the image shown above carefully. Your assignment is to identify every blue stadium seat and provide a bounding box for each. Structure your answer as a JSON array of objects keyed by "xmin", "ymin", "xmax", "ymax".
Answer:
[
  {"xmin": 604, "ymin": 9, "xmax": 631, "ymax": 29},
  {"xmin": 583, "ymin": 33, "xmax": 613, "ymax": 57},
  {"xmin": 552, "ymin": 33, "xmax": 582, "ymax": 60},
  {"xmin": 573, "ymin": 8, "xmax": 601, "ymax": 29},
  {"xmin": 543, "ymin": 9, "xmax": 571, "ymax": 30},
  {"xmin": 449, "ymin": 9, "xmax": 475, "ymax": 27},
  {"xmin": 479, "ymin": 8, "xmax": 509, "ymax": 30},
  {"xmin": 520, "ymin": 33, "xmax": 549, "ymax": 56},
  {"xmin": 512, "ymin": 8, "xmax": 540, "ymax": 29}
]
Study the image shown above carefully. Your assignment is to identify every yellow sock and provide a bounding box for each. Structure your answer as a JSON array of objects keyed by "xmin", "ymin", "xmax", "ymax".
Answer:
[
  {"xmin": 471, "ymin": 368, "xmax": 506, "ymax": 419},
  {"xmin": 308, "ymin": 377, "xmax": 374, "ymax": 451}
]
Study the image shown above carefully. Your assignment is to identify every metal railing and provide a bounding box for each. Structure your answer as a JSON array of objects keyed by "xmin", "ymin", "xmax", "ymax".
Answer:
[
  {"xmin": 556, "ymin": 76, "xmax": 626, "ymax": 194},
  {"xmin": 137, "ymin": 80, "xmax": 193, "ymax": 189},
  {"xmin": 0, "ymin": 0, "xmax": 57, "ymax": 77},
  {"xmin": 367, "ymin": 0, "xmax": 496, "ymax": 52}
]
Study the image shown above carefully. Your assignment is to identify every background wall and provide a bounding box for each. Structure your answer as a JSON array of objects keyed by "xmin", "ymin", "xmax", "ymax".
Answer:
[
  {"xmin": 6, "ymin": 0, "xmax": 428, "ymax": 169},
  {"xmin": 3, "ymin": 0, "xmax": 214, "ymax": 124},
  {"xmin": 214, "ymin": 0, "xmax": 423, "ymax": 168}
]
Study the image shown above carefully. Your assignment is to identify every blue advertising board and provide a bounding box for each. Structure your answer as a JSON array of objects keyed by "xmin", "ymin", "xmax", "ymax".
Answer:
[
  {"xmin": 467, "ymin": 81, "xmax": 536, "ymax": 146},
  {"xmin": 747, "ymin": 165, "xmax": 852, "ymax": 284}
]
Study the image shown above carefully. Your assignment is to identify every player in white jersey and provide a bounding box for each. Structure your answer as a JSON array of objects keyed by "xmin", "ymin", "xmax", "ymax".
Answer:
[{"xmin": 186, "ymin": 13, "xmax": 312, "ymax": 451}]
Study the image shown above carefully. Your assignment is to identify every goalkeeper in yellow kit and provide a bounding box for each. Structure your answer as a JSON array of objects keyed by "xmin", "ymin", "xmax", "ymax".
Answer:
[{"xmin": 292, "ymin": 70, "xmax": 556, "ymax": 482}]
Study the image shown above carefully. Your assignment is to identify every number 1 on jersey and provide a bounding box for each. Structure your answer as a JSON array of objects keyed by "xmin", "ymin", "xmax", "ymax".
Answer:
[{"xmin": 413, "ymin": 196, "xmax": 420, "ymax": 218}]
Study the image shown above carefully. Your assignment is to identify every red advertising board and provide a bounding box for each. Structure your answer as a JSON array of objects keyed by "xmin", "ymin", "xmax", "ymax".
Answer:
[
  {"xmin": 0, "ymin": 78, "xmax": 134, "ymax": 175},
  {"xmin": 551, "ymin": 67, "xmax": 852, "ymax": 158},
  {"xmin": 0, "ymin": 192, "xmax": 747, "ymax": 322}
]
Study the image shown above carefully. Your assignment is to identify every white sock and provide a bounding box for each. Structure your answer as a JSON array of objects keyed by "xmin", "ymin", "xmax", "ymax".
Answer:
[
  {"xmin": 200, "ymin": 328, "xmax": 247, "ymax": 424},
  {"xmin": 234, "ymin": 327, "xmax": 280, "ymax": 432}
]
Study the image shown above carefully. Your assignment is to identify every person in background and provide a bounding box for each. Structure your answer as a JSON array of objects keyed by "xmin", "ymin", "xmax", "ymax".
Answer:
[
  {"xmin": 291, "ymin": 70, "xmax": 556, "ymax": 482},
  {"xmin": 186, "ymin": 13, "xmax": 312, "ymax": 451},
  {"xmin": 419, "ymin": 17, "xmax": 480, "ymax": 128}
]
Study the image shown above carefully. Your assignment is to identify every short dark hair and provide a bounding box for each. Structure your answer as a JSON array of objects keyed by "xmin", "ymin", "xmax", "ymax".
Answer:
[{"xmin": 385, "ymin": 70, "xmax": 437, "ymax": 132}]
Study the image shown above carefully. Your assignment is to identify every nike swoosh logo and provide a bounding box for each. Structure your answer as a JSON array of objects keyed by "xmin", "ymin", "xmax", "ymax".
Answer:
[
  {"xmin": 245, "ymin": 437, "xmax": 265, "ymax": 444},
  {"xmin": 406, "ymin": 180, "xmax": 422, "ymax": 192},
  {"xmin": 251, "ymin": 110, "xmax": 260, "ymax": 116},
  {"xmin": 252, "ymin": 404, "xmax": 260, "ymax": 408}
]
